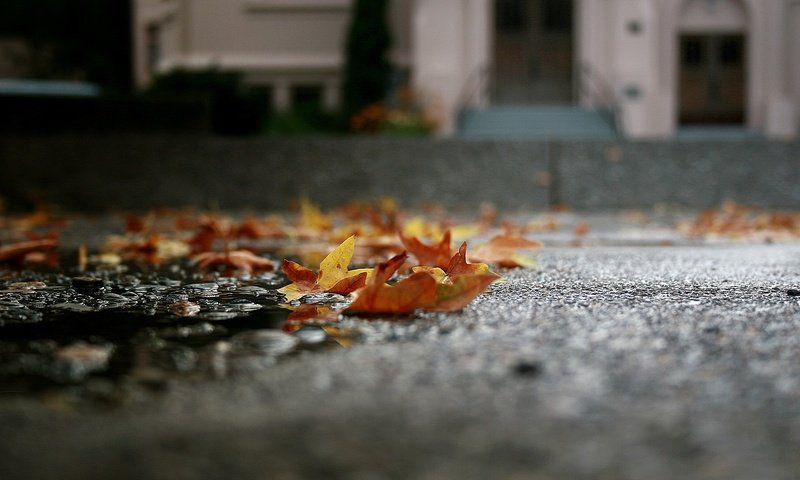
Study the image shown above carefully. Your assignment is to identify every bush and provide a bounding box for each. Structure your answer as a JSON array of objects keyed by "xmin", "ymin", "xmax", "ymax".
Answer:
[
  {"xmin": 343, "ymin": 0, "xmax": 392, "ymax": 118},
  {"xmin": 146, "ymin": 69, "xmax": 267, "ymax": 136},
  {"xmin": 265, "ymin": 103, "xmax": 345, "ymax": 136}
]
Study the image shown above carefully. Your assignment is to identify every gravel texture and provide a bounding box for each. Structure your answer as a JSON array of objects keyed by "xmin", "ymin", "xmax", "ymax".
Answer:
[
  {"xmin": 2, "ymin": 243, "xmax": 800, "ymax": 479},
  {"xmin": 3, "ymin": 135, "xmax": 799, "ymax": 212}
]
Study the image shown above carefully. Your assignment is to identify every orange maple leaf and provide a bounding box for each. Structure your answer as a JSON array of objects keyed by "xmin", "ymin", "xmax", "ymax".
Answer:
[
  {"xmin": 412, "ymin": 242, "xmax": 501, "ymax": 311},
  {"xmin": 346, "ymin": 247, "xmax": 500, "ymax": 315},
  {"xmin": 400, "ymin": 230, "xmax": 453, "ymax": 269},
  {"xmin": 446, "ymin": 242, "xmax": 495, "ymax": 276},
  {"xmin": 346, "ymin": 252, "xmax": 438, "ymax": 314},
  {"xmin": 469, "ymin": 235, "xmax": 543, "ymax": 268},
  {"xmin": 431, "ymin": 273, "xmax": 500, "ymax": 311}
]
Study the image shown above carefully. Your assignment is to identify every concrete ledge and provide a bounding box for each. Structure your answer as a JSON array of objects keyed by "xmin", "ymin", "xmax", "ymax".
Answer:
[
  {"xmin": 560, "ymin": 140, "xmax": 800, "ymax": 209},
  {"xmin": 0, "ymin": 134, "xmax": 798, "ymax": 212}
]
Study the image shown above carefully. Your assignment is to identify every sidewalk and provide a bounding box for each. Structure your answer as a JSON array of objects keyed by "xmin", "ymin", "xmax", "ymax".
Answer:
[{"xmin": 2, "ymin": 239, "xmax": 800, "ymax": 479}]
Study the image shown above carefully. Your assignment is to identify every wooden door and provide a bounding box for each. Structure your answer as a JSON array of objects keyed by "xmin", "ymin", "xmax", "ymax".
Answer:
[{"xmin": 679, "ymin": 34, "xmax": 746, "ymax": 124}]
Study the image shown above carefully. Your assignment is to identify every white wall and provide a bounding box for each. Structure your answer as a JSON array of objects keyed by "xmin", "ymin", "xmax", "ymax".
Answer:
[
  {"xmin": 411, "ymin": 0, "xmax": 491, "ymax": 134},
  {"xmin": 793, "ymin": 2, "xmax": 800, "ymax": 135},
  {"xmin": 132, "ymin": 0, "xmax": 797, "ymax": 138},
  {"xmin": 575, "ymin": 0, "xmax": 798, "ymax": 139},
  {"xmin": 134, "ymin": 0, "xmax": 413, "ymax": 113}
]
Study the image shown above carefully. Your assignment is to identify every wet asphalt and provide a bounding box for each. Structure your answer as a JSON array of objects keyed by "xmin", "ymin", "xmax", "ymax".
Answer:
[{"xmin": 2, "ymin": 243, "xmax": 800, "ymax": 479}]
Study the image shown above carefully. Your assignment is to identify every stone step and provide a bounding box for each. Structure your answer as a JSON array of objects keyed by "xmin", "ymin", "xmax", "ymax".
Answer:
[{"xmin": 458, "ymin": 106, "xmax": 617, "ymax": 139}]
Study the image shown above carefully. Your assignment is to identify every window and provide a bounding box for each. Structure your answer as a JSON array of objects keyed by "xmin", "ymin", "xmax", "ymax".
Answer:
[
  {"xmin": 719, "ymin": 36, "xmax": 743, "ymax": 65},
  {"xmin": 542, "ymin": 0, "xmax": 572, "ymax": 32},
  {"xmin": 682, "ymin": 37, "xmax": 704, "ymax": 66},
  {"xmin": 496, "ymin": 0, "xmax": 525, "ymax": 33}
]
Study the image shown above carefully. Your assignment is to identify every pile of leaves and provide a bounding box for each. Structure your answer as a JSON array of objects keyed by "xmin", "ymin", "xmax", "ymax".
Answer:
[
  {"xmin": 677, "ymin": 201, "xmax": 800, "ymax": 241},
  {"xmin": 0, "ymin": 199, "xmax": 546, "ymax": 326}
]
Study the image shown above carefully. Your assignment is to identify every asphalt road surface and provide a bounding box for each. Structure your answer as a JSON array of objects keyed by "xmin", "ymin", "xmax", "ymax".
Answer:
[{"xmin": 2, "ymin": 243, "xmax": 800, "ymax": 479}]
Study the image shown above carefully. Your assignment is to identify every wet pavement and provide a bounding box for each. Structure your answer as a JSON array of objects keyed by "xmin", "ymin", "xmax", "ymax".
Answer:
[{"xmin": 2, "ymin": 215, "xmax": 800, "ymax": 479}]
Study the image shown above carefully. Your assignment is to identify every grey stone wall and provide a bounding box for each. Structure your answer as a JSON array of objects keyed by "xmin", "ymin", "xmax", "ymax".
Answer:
[{"xmin": 0, "ymin": 134, "xmax": 798, "ymax": 212}]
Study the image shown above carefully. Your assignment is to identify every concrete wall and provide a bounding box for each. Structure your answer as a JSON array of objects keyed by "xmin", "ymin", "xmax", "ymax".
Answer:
[{"xmin": 1, "ymin": 135, "xmax": 798, "ymax": 213}]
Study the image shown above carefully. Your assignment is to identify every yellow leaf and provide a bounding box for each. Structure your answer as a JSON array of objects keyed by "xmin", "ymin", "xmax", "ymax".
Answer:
[
  {"xmin": 278, "ymin": 236, "xmax": 369, "ymax": 302},
  {"xmin": 317, "ymin": 235, "xmax": 356, "ymax": 289},
  {"xmin": 450, "ymin": 223, "xmax": 481, "ymax": 241},
  {"xmin": 401, "ymin": 216, "xmax": 443, "ymax": 240},
  {"xmin": 299, "ymin": 198, "xmax": 332, "ymax": 231},
  {"xmin": 277, "ymin": 283, "xmax": 306, "ymax": 303},
  {"xmin": 411, "ymin": 266, "xmax": 448, "ymax": 283}
]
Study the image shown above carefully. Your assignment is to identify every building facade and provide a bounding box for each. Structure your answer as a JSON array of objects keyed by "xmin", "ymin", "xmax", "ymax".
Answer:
[{"xmin": 133, "ymin": 0, "xmax": 800, "ymax": 139}]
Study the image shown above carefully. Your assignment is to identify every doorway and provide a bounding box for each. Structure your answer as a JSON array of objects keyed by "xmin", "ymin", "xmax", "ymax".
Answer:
[
  {"xmin": 493, "ymin": 0, "xmax": 573, "ymax": 104},
  {"xmin": 679, "ymin": 34, "xmax": 746, "ymax": 124}
]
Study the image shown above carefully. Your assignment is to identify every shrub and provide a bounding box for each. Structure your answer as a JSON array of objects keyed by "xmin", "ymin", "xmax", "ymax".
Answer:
[{"xmin": 146, "ymin": 69, "xmax": 267, "ymax": 136}]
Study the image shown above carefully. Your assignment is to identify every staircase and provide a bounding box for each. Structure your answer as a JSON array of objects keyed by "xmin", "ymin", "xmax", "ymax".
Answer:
[{"xmin": 458, "ymin": 105, "xmax": 617, "ymax": 139}]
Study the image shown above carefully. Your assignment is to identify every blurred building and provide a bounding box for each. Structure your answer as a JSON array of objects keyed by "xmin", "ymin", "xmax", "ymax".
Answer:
[{"xmin": 133, "ymin": 0, "xmax": 800, "ymax": 139}]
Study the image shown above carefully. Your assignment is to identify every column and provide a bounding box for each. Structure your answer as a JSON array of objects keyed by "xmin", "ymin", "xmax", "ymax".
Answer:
[{"xmin": 273, "ymin": 79, "xmax": 291, "ymax": 112}]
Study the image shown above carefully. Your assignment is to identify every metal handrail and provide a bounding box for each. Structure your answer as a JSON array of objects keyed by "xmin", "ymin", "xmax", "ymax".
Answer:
[
  {"xmin": 577, "ymin": 62, "xmax": 621, "ymax": 134},
  {"xmin": 456, "ymin": 63, "xmax": 492, "ymax": 113}
]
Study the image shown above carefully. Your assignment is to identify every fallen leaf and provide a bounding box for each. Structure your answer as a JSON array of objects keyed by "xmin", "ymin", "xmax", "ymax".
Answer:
[
  {"xmin": 124, "ymin": 213, "xmax": 151, "ymax": 234},
  {"xmin": 446, "ymin": 242, "xmax": 495, "ymax": 276},
  {"xmin": 0, "ymin": 238, "xmax": 58, "ymax": 264},
  {"xmin": 346, "ymin": 249, "xmax": 498, "ymax": 314},
  {"xmin": 192, "ymin": 250, "xmax": 275, "ymax": 273},
  {"xmin": 278, "ymin": 235, "xmax": 370, "ymax": 302},
  {"xmin": 186, "ymin": 215, "xmax": 234, "ymax": 253},
  {"xmin": 299, "ymin": 198, "xmax": 332, "ymax": 232},
  {"xmin": 346, "ymin": 253, "xmax": 438, "ymax": 314},
  {"xmin": 574, "ymin": 221, "xmax": 590, "ymax": 237},
  {"xmin": 431, "ymin": 273, "xmax": 500, "ymax": 311},
  {"xmin": 400, "ymin": 230, "xmax": 453, "ymax": 269},
  {"xmin": 469, "ymin": 235, "xmax": 542, "ymax": 268},
  {"xmin": 236, "ymin": 215, "xmax": 286, "ymax": 239},
  {"xmin": 401, "ymin": 216, "xmax": 445, "ymax": 242},
  {"xmin": 103, "ymin": 234, "xmax": 190, "ymax": 264}
]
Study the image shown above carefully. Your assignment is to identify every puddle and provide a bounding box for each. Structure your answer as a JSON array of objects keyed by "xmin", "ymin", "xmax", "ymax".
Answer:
[{"xmin": 0, "ymin": 259, "xmax": 354, "ymax": 408}]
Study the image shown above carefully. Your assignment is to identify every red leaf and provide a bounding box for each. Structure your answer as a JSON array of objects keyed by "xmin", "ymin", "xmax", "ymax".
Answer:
[
  {"xmin": 327, "ymin": 271, "xmax": 368, "ymax": 296},
  {"xmin": 373, "ymin": 251, "xmax": 408, "ymax": 284},
  {"xmin": 281, "ymin": 259, "xmax": 318, "ymax": 286}
]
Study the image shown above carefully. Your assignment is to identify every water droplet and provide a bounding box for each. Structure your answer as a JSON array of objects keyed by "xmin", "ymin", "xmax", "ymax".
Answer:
[
  {"xmin": 293, "ymin": 327, "xmax": 327, "ymax": 344},
  {"xmin": 199, "ymin": 311, "xmax": 239, "ymax": 321},
  {"xmin": 228, "ymin": 300, "xmax": 262, "ymax": 312},
  {"xmin": 236, "ymin": 285, "xmax": 269, "ymax": 296},
  {"xmin": 51, "ymin": 342, "xmax": 113, "ymax": 382},
  {"xmin": 230, "ymin": 330, "xmax": 299, "ymax": 356},
  {"xmin": 8, "ymin": 281, "xmax": 47, "ymax": 290},
  {"xmin": 300, "ymin": 292, "xmax": 349, "ymax": 305},
  {"xmin": 51, "ymin": 302, "xmax": 97, "ymax": 313}
]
